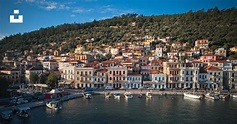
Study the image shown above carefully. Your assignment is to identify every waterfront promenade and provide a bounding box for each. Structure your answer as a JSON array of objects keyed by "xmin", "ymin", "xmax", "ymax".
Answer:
[{"xmin": 0, "ymin": 93, "xmax": 83, "ymax": 113}]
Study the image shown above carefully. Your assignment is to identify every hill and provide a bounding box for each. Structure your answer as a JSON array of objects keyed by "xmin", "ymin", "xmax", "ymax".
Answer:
[{"xmin": 0, "ymin": 7, "xmax": 236, "ymax": 56}]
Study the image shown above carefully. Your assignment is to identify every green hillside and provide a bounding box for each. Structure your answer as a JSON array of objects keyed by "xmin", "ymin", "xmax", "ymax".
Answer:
[{"xmin": 0, "ymin": 7, "xmax": 236, "ymax": 55}]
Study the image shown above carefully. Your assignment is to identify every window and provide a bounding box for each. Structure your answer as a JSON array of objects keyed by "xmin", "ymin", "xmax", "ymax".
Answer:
[
  {"xmin": 110, "ymin": 77, "xmax": 112, "ymax": 80},
  {"xmin": 186, "ymin": 77, "xmax": 188, "ymax": 81},
  {"xmin": 110, "ymin": 71, "xmax": 112, "ymax": 74},
  {"xmin": 186, "ymin": 71, "xmax": 189, "ymax": 75},
  {"xmin": 190, "ymin": 77, "xmax": 193, "ymax": 81},
  {"xmin": 123, "ymin": 71, "xmax": 125, "ymax": 74},
  {"xmin": 162, "ymin": 77, "xmax": 164, "ymax": 80}
]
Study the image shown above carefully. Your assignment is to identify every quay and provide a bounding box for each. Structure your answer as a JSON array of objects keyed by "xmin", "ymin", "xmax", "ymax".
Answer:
[{"xmin": 0, "ymin": 93, "xmax": 83, "ymax": 113}]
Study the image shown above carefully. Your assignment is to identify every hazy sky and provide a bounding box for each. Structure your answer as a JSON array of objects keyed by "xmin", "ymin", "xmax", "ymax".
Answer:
[{"xmin": 0, "ymin": 0, "xmax": 236, "ymax": 39}]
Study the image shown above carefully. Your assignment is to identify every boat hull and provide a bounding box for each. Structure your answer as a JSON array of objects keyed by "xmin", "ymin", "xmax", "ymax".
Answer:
[{"xmin": 184, "ymin": 93, "xmax": 201, "ymax": 99}]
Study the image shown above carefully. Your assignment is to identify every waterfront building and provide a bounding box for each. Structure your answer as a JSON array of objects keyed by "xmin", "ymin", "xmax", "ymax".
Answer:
[
  {"xmin": 179, "ymin": 62, "xmax": 199, "ymax": 89},
  {"xmin": 75, "ymin": 67, "xmax": 95, "ymax": 88},
  {"xmin": 204, "ymin": 66, "xmax": 223, "ymax": 90},
  {"xmin": 107, "ymin": 66, "xmax": 127, "ymax": 89},
  {"xmin": 94, "ymin": 69, "xmax": 108, "ymax": 88},
  {"xmin": 60, "ymin": 65, "xmax": 75, "ymax": 86},
  {"xmin": 127, "ymin": 73, "xmax": 142, "ymax": 89},
  {"xmin": 150, "ymin": 71, "xmax": 167, "ymax": 89},
  {"xmin": 163, "ymin": 58, "xmax": 180, "ymax": 88}
]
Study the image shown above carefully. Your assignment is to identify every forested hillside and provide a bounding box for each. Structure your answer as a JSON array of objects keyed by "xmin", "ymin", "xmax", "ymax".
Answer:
[{"xmin": 0, "ymin": 7, "xmax": 236, "ymax": 55}]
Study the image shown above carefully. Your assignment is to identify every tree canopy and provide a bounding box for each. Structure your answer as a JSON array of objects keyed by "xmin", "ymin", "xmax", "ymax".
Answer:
[{"xmin": 0, "ymin": 8, "xmax": 236, "ymax": 56}]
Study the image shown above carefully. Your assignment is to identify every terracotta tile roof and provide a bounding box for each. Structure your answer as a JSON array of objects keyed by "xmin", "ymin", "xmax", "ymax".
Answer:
[
  {"xmin": 205, "ymin": 66, "xmax": 222, "ymax": 71},
  {"xmin": 141, "ymin": 69, "xmax": 150, "ymax": 72},
  {"xmin": 128, "ymin": 73, "xmax": 142, "ymax": 76},
  {"xmin": 150, "ymin": 70, "xmax": 158, "ymax": 74},
  {"xmin": 96, "ymin": 69, "xmax": 108, "ymax": 73}
]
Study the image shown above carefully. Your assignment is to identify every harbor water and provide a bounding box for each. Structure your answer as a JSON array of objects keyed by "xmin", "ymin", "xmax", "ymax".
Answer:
[{"xmin": 6, "ymin": 95, "xmax": 237, "ymax": 124}]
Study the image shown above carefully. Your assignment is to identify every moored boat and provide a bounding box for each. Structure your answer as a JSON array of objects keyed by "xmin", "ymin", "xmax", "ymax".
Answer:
[
  {"xmin": 230, "ymin": 94, "xmax": 237, "ymax": 98},
  {"xmin": 124, "ymin": 92, "xmax": 133, "ymax": 99},
  {"xmin": 205, "ymin": 93, "xmax": 220, "ymax": 100},
  {"xmin": 146, "ymin": 92, "xmax": 152, "ymax": 98},
  {"xmin": 46, "ymin": 100, "xmax": 63, "ymax": 110},
  {"xmin": 84, "ymin": 93, "xmax": 92, "ymax": 99},
  {"xmin": 138, "ymin": 93, "xmax": 143, "ymax": 98},
  {"xmin": 113, "ymin": 92, "xmax": 120, "ymax": 99},
  {"xmin": 184, "ymin": 93, "xmax": 202, "ymax": 99},
  {"xmin": 17, "ymin": 107, "xmax": 30, "ymax": 118},
  {"xmin": 1, "ymin": 110, "xmax": 13, "ymax": 120},
  {"xmin": 105, "ymin": 92, "xmax": 111, "ymax": 98}
]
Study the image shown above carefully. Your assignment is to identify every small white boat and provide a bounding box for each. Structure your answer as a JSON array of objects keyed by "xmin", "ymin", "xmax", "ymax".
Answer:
[
  {"xmin": 124, "ymin": 92, "xmax": 133, "ymax": 99},
  {"xmin": 84, "ymin": 93, "xmax": 92, "ymax": 99},
  {"xmin": 46, "ymin": 100, "xmax": 63, "ymax": 110},
  {"xmin": 17, "ymin": 107, "xmax": 30, "ymax": 118},
  {"xmin": 230, "ymin": 94, "xmax": 237, "ymax": 98},
  {"xmin": 146, "ymin": 92, "xmax": 152, "ymax": 98},
  {"xmin": 114, "ymin": 92, "xmax": 120, "ymax": 99},
  {"xmin": 205, "ymin": 93, "xmax": 220, "ymax": 100},
  {"xmin": 1, "ymin": 110, "xmax": 13, "ymax": 120},
  {"xmin": 219, "ymin": 94, "xmax": 230, "ymax": 99},
  {"xmin": 184, "ymin": 93, "xmax": 202, "ymax": 99}
]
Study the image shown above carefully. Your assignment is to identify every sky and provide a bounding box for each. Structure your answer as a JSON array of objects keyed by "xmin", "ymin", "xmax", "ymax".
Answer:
[{"xmin": 0, "ymin": 0, "xmax": 236, "ymax": 40}]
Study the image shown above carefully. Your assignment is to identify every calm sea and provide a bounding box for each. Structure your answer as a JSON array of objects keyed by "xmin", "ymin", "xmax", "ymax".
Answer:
[{"xmin": 8, "ymin": 95, "xmax": 237, "ymax": 124}]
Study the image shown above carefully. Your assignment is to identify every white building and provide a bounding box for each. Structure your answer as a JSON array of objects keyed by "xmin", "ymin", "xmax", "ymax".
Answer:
[
  {"xmin": 127, "ymin": 74, "xmax": 142, "ymax": 89},
  {"xmin": 150, "ymin": 73, "xmax": 167, "ymax": 89},
  {"xmin": 155, "ymin": 47, "xmax": 163, "ymax": 58}
]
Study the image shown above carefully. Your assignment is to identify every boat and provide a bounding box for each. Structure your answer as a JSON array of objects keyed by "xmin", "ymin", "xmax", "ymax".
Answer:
[
  {"xmin": 17, "ymin": 107, "xmax": 30, "ymax": 118},
  {"xmin": 184, "ymin": 92, "xmax": 202, "ymax": 99},
  {"xmin": 1, "ymin": 110, "xmax": 13, "ymax": 120},
  {"xmin": 230, "ymin": 94, "xmax": 237, "ymax": 98},
  {"xmin": 205, "ymin": 93, "xmax": 220, "ymax": 100},
  {"xmin": 219, "ymin": 94, "xmax": 230, "ymax": 99},
  {"xmin": 113, "ymin": 92, "xmax": 120, "ymax": 99},
  {"xmin": 124, "ymin": 92, "xmax": 133, "ymax": 99},
  {"xmin": 84, "ymin": 93, "xmax": 92, "ymax": 99},
  {"xmin": 138, "ymin": 93, "xmax": 143, "ymax": 98},
  {"xmin": 46, "ymin": 100, "xmax": 63, "ymax": 110},
  {"xmin": 105, "ymin": 92, "xmax": 111, "ymax": 98},
  {"xmin": 146, "ymin": 92, "xmax": 152, "ymax": 98}
]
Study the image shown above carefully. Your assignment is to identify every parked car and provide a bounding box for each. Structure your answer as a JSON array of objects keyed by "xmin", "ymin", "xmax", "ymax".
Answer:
[{"xmin": 105, "ymin": 86, "xmax": 114, "ymax": 90}]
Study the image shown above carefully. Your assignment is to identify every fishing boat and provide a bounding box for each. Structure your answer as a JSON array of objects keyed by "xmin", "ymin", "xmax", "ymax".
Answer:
[
  {"xmin": 146, "ymin": 91, "xmax": 152, "ymax": 98},
  {"xmin": 46, "ymin": 100, "xmax": 63, "ymax": 110},
  {"xmin": 1, "ymin": 110, "xmax": 13, "ymax": 120},
  {"xmin": 205, "ymin": 93, "xmax": 220, "ymax": 100},
  {"xmin": 183, "ymin": 92, "xmax": 202, "ymax": 99},
  {"xmin": 124, "ymin": 92, "xmax": 133, "ymax": 99},
  {"xmin": 113, "ymin": 92, "xmax": 120, "ymax": 99},
  {"xmin": 17, "ymin": 107, "xmax": 30, "ymax": 118}
]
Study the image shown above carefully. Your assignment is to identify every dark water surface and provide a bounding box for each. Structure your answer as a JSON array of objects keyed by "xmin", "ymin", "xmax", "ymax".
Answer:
[{"xmin": 8, "ymin": 95, "xmax": 237, "ymax": 124}]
